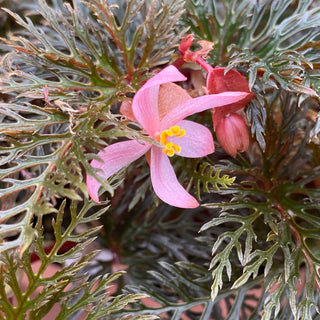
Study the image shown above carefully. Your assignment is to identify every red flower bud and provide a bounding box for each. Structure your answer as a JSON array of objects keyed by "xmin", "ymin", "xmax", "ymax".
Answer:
[
  {"xmin": 215, "ymin": 113, "xmax": 249, "ymax": 157},
  {"xmin": 178, "ymin": 35, "xmax": 214, "ymax": 65},
  {"xmin": 179, "ymin": 34, "xmax": 194, "ymax": 55}
]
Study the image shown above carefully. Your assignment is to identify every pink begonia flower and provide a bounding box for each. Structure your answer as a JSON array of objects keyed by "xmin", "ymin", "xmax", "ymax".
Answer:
[
  {"xmin": 87, "ymin": 65, "xmax": 250, "ymax": 208},
  {"xmin": 207, "ymin": 67, "xmax": 255, "ymax": 157}
]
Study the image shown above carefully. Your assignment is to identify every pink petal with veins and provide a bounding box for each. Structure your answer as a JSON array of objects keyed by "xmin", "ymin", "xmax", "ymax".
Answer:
[
  {"xmin": 170, "ymin": 120, "xmax": 214, "ymax": 158},
  {"xmin": 161, "ymin": 91, "xmax": 251, "ymax": 130},
  {"xmin": 150, "ymin": 147, "xmax": 199, "ymax": 208},
  {"xmin": 132, "ymin": 65, "xmax": 187, "ymax": 136},
  {"xmin": 87, "ymin": 140, "xmax": 151, "ymax": 202}
]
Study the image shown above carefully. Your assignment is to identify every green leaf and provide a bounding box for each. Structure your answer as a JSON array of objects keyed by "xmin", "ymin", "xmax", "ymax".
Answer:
[
  {"xmin": 201, "ymin": 209, "xmax": 261, "ymax": 301},
  {"xmin": 297, "ymin": 272, "xmax": 320, "ymax": 320},
  {"xmin": 0, "ymin": 197, "xmax": 157, "ymax": 319},
  {"xmin": 184, "ymin": 0, "xmax": 256, "ymax": 63},
  {"xmin": 178, "ymin": 158, "xmax": 235, "ymax": 201}
]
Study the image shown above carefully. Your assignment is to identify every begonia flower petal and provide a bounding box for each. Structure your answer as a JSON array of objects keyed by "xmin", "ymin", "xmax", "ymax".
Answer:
[
  {"xmin": 158, "ymin": 83, "xmax": 191, "ymax": 120},
  {"xmin": 87, "ymin": 140, "xmax": 151, "ymax": 202},
  {"xmin": 207, "ymin": 67, "xmax": 250, "ymax": 93},
  {"xmin": 132, "ymin": 65, "xmax": 187, "ymax": 136},
  {"xmin": 120, "ymin": 100, "xmax": 136, "ymax": 121},
  {"xmin": 207, "ymin": 68, "xmax": 255, "ymax": 128},
  {"xmin": 170, "ymin": 120, "xmax": 214, "ymax": 157},
  {"xmin": 161, "ymin": 91, "xmax": 251, "ymax": 130},
  {"xmin": 150, "ymin": 147, "xmax": 199, "ymax": 208}
]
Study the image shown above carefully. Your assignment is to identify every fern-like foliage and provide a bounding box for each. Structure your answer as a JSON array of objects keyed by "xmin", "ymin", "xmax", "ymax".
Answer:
[
  {"xmin": 184, "ymin": 0, "xmax": 320, "ymax": 95},
  {"xmin": 174, "ymin": 157, "xmax": 235, "ymax": 201},
  {"xmin": 122, "ymin": 261, "xmax": 264, "ymax": 320},
  {"xmin": 0, "ymin": 1, "xmax": 187, "ymax": 316},
  {"xmin": 0, "ymin": 0, "xmax": 186, "ymax": 103},
  {"xmin": 201, "ymin": 174, "xmax": 320, "ymax": 319},
  {"xmin": 0, "ymin": 198, "xmax": 156, "ymax": 320},
  {"xmin": 200, "ymin": 96, "xmax": 320, "ymax": 319},
  {"xmin": 183, "ymin": 0, "xmax": 320, "ymax": 153}
]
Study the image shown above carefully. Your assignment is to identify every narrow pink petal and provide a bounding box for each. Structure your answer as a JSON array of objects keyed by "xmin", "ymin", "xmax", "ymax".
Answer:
[
  {"xmin": 87, "ymin": 140, "xmax": 151, "ymax": 202},
  {"xmin": 161, "ymin": 91, "xmax": 251, "ymax": 129},
  {"xmin": 170, "ymin": 120, "xmax": 214, "ymax": 157},
  {"xmin": 150, "ymin": 147, "xmax": 199, "ymax": 208},
  {"xmin": 132, "ymin": 65, "xmax": 187, "ymax": 136}
]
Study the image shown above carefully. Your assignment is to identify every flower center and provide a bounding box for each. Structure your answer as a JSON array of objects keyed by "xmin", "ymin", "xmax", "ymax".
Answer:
[{"xmin": 159, "ymin": 125, "xmax": 185, "ymax": 157}]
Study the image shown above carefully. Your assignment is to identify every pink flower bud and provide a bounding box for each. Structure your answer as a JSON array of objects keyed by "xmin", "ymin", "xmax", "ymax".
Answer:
[{"xmin": 215, "ymin": 113, "xmax": 249, "ymax": 157}]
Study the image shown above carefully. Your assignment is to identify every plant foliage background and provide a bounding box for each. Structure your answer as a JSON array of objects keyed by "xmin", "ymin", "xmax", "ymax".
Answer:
[{"xmin": 1, "ymin": 0, "xmax": 320, "ymax": 319}]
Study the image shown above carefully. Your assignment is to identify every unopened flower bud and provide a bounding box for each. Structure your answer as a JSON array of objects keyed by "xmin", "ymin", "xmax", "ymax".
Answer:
[
  {"xmin": 215, "ymin": 113, "xmax": 249, "ymax": 157},
  {"xmin": 179, "ymin": 34, "xmax": 194, "ymax": 55}
]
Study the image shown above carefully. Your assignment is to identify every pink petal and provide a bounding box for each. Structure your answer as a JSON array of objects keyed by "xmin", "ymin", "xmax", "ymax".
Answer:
[
  {"xmin": 169, "ymin": 120, "xmax": 214, "ymax": 157},
  {"xmin": 150, "ymin": 146, "xmax": 199, "ymax": 208},
  {"xmin": 132, "ymin": 65, "xmax": 187, "ymax": 136},
  {"xmin": 157, "ymin": 83, "xmax": 191, "ymax": 120},
  {"xmin": 120, "ymin": 100, "xmax": 136, "ymax": 121},
  {"xmin": 87, "ymin": 140, "xmax": 151, "ymax": 202},
  {"xmin": 161, "ymin": 91, "xmax": 251, "ymax": 129}
]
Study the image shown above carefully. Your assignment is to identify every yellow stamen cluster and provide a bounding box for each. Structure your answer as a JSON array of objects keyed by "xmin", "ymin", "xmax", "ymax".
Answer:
[{"xmin": 160, "ymin": 125, "xmax": 185, "ymax": 157}]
